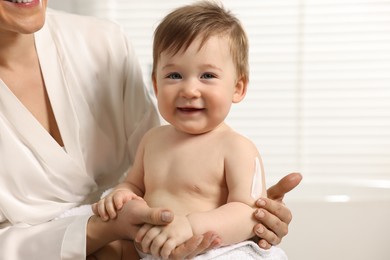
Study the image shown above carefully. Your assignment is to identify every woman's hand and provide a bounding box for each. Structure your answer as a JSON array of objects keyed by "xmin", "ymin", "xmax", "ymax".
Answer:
[
  {"xmin": 135, "ymin": 215, "xmax": 194, "ymax": 258},
  {"xmin": 87, "ymin": 199, "xmax": 174, "ymax": 255},
  {"xmin": 169, "ymin": 231, "xmax": 221, "ymax": 260},
  {"xmin": 254, "ymin": 172, "xmax": 302, "ymax": 249},
  {"xmin": 113, "ymin": 199, "xmax": 174, "ymax": 239}
]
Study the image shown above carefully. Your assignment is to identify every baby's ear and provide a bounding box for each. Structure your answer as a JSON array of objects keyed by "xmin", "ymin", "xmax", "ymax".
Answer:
[{"xmin": 232, "ymin": 77, "xmax": 248, "ymax": 103}]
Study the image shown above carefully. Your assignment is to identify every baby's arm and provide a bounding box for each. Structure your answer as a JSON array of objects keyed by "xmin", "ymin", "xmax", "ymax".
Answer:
[
  {"xmin": 187, "ymin": 202, "xmax": 257, "ymax": 245},
  {"xmin": 188, "ymin": 135, "xmax": 266, "ymax": 246},
  {"xmin": 136, "ymin": 202, "xmax": 253, "ymax": 259}
]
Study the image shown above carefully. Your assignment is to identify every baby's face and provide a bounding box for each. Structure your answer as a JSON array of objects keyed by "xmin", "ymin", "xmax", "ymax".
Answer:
[{"xmin": 153, "ymin": 35, "xmax": 245, "ymax": 135}]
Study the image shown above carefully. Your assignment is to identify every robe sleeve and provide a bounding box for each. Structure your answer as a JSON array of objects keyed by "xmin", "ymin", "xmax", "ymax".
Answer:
[
  {"xmin": 0, "ymin": 215, "xmax": 90, "ymax": 259},
  {"xmin": 122, "ymin": 27, "xmax": 161, "ymax": 169}
]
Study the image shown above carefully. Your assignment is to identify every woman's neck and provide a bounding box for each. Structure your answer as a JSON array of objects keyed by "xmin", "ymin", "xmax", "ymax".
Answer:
[{"xmin": 0, "ymin": 32, "xmax": 36, "ymax": 69}]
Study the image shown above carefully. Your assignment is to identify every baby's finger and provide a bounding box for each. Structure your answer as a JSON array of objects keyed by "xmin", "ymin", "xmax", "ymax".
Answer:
[
  {"xmin": 91, "ymin": 203, "xmax": 99, "ymax": 216},
  {"xmin": 150, "ymin": 233, "xmax": 168, "ymax": 257},
  {"xmin": 113, "ymin": 195, "xmax": 125, "ymax": 211},
  {"xmin": 160, "ymin": 238, "xmax": 176, "ymax": 259},
  {"xmin": 135, "ymin": 224, "xmax": 153, "ymax": 243},
  {"xmin": 141, "ymin": 226, "xmax": 162, "ymax": 253},
  {"xmin": 105, "ymin": 198, "xmax": 118, "ymax": 219},
  {"xmin": 97, "ymin": 200, "xmax": 109, "ymax": 221}
]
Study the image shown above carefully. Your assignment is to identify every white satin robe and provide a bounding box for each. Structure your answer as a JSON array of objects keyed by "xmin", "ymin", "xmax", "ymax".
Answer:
[{"xmin": 0, "ymin": 9, "xmax": 160, "ymax": 259}]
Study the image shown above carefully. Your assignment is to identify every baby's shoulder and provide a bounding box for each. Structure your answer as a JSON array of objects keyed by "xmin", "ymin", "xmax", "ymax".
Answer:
[
  {"xmin": 221, "ymin": 129, "xmax": 254, "ymax": 144},
  {"xmin": 221, "ymin": 130, "xmax": 259, "ymax": 153}
]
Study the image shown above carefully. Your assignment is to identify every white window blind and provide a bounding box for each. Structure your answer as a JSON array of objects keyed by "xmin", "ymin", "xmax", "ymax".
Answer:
[{"xmin": 49, "ymin": 0, "xmax": 390, "ymax": 182}]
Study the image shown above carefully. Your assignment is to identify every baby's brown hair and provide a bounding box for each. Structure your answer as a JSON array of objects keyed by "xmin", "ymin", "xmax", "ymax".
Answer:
[{"xmin": 152, "ymin": 1, "xmax": 249, "ymax": 83}]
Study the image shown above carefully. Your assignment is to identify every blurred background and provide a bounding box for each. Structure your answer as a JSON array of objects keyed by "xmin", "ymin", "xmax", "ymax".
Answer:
[
  {"xmin": 48, "ymin": 0, "xmax": 390, "ymax": 184},
  {"xmin": 48, "ymin": 1, "xmax": 390, "ymax": 259}
]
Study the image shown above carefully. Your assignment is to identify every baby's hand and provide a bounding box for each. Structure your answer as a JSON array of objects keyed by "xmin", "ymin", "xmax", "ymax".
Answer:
[
  {"xmin": 135, "ymin": 215, "xmax": 193, "ymax": 259},
  {"xmin": 92, "ymin": 189, "xmax": 143, "ymax": 221}
]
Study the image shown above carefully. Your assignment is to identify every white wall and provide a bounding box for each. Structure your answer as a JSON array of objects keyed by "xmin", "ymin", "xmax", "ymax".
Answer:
[{"xmin": 48, "ymin": 0, "xmax": 75, "ymax": 12}]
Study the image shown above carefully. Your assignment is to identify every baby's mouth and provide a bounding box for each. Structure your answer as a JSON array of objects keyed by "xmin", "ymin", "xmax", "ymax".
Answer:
[{"xmin": 178, "ymin": 107, "xmax": 205, "ymax": 112}]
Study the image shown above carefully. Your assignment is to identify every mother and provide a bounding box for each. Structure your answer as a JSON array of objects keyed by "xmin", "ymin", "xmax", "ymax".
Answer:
[{"xmin": 0, "ymin": 0, "xmax": 302, "ymax": 259}]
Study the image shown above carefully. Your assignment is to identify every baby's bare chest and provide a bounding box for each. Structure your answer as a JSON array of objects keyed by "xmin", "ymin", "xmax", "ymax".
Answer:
[{"xmin": 144, "ymin": 140, "xmax": 226, "ymax": 192}]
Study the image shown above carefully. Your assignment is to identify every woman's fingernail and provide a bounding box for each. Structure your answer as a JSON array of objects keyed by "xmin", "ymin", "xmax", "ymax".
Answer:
[
  {"xmin": 257, "ymin": 199, "xmax": 266, "ymax": 207},
  {"xmin": 210, "ymin": 235, "xmax": 221, "ymax": 248},
  {"xmin": 256, "ymin": 226, "xmax": 264, "ymax": 234},
  {"xmin": 161, "ymin": 211, "xmax": 173, "ymax": 222},
  {"xmin": 256, "ymin": 209, "xmax": 265, "ymax": 218}
]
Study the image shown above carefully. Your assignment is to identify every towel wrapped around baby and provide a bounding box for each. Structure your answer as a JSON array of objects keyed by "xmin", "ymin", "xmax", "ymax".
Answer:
[{"xmin": 139, "ymin": 241, "xmax": 288, "ymax": 260}]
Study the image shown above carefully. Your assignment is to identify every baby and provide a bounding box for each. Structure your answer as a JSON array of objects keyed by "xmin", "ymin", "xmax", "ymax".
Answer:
[{"xmin": 93, "ymin": 1, "xmax": 287, "ymax": 259}]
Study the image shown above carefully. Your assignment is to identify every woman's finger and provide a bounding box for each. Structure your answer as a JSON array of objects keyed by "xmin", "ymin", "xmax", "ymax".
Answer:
[
  {"xmin": 170, "ymin": 232, "xmax": 221, "ymax": 259},
  {"xmin": 266, "ymin": 172, "xmax": 302, "ymax": 201}
]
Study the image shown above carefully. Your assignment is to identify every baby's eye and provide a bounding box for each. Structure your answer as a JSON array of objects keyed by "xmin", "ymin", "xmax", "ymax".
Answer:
[
  {"xmin": 201, "ymin": 73, "xmax": 216, "ymax": 79},
  {"xmin": 167, "ymin": 73, "xmax": 182, "ymax": 79}
]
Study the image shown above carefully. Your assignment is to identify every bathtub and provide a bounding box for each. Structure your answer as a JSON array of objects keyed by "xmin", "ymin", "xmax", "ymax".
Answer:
[{"xmin": 278, "ymin": 177, "xmax": 390, "ymax": 260}]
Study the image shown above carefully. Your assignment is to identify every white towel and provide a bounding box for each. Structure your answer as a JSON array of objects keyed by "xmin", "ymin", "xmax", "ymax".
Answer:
[
  {"xmin": 140, "ymin": 241, "xmax": 288, "ymax": 260},
  {"xmin": 194, "ymin": 241, "xmax": 287, "ymax": 260}
]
